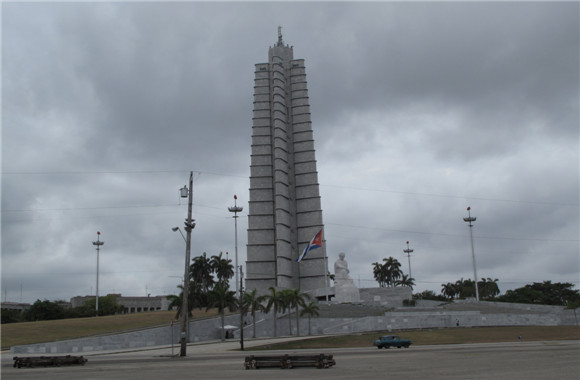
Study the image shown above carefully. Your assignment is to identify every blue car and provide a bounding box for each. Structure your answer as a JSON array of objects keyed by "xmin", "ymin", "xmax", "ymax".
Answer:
[{"xmin": 373, "ymin": 335, "xmax": 412, "ymax": 349}]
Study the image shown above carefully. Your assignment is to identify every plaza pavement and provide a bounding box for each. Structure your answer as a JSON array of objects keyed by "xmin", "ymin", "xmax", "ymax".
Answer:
[{"xmin": 2, "ymin": 336, "xmax": 579, "ymax": 380}]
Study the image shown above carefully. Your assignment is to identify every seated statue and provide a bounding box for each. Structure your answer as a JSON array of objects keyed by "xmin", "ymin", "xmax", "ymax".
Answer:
[
  {"xmin": 334, "ymin": 252, "xmax": 352, "ymax": 280},
  {"xmin": 333, "ymin": 252, "xmax": 360, "ymax": 303}
]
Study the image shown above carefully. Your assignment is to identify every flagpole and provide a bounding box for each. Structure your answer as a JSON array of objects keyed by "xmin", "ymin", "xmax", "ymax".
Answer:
[
  {"xmin": 324, "ymin": 238, "xmax": 329, "ymax": 302},
  {"xmin": 297, "ymin": 244, "xmax": 301, "ymax": 290},
  {"xmin": 297, "ymin": 229, "xmax": 327, "ymax": 300}
]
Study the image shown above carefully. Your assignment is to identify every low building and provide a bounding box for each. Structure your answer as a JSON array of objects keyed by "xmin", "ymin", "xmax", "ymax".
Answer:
[
  {"xmin": 1, "ymin": 302, "xmax": 31, "ymax": 313},
  {"xmin": 70, "ymin": 294, "xmax": 171, "ymax": 313}
]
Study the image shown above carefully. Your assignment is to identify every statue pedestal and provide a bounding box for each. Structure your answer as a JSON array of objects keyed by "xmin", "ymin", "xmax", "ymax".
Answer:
[{"xmin": 334, "ymin": 278, "xmax": 360, "ymax": 303}]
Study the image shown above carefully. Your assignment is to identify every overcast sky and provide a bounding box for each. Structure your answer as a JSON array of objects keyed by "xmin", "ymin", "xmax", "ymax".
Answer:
[{"xmin": 2, "ymin": 1, "xmax": 578, "ymax": 304}]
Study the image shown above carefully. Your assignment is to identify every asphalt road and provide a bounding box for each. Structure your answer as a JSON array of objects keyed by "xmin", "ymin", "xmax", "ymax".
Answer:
[{"xmin": 3, "ymin": 340, "xmax": 579, "ymax": 380}]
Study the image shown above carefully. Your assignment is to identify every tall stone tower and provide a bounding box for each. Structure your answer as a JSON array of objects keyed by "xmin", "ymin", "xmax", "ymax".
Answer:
[{"xmin": 246, "ymin": 28, "xmax": 328, "ymax": 295}]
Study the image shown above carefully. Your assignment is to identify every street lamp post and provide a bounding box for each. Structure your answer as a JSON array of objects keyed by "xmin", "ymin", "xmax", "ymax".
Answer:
[
  {"xmin": 463, "ymin": 206, "xmax": 480, "ymax": 301},
  {"xmin": 403, "ymin": 241, "xmax": 414, "ymax": 279},
  {"xmin": 172, "ymin": 227, "xmax": 186, "ymax": 242},
  {"xmin": 239, "ymin": 265, "xmax": 244, "ymax": 351},
  {"xmin": 228, "ymin": 195, "xmax": 243, "ymax": 296},
  {"xmin": 92, "ymin": 232, "xmax": 104, "ymax": 316},
  {"xmin": 177, "ymin": 171, "xmax": 195, "ymax": 357}
]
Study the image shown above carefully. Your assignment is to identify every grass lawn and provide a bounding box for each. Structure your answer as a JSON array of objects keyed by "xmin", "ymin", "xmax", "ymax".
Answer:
[
  {"xmin": 249, "ymin": 326, "xmax": 580, "ymax": 350},
  {"xmin": 2, "ymin": 311, "xmax": 578, "ymax": 351},
  {"xmin": 1, "ymin": 309, "xmax": 219, "ymax": 349}
]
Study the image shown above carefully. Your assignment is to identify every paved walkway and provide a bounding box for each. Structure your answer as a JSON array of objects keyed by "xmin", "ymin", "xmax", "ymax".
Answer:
[
  {"xmin": 4, "ymin": 340, "xmax": 579, "ymax": 380},
  {"xmin": 6, "ymin": 335, "xmax": 323, "ymax": 358}
]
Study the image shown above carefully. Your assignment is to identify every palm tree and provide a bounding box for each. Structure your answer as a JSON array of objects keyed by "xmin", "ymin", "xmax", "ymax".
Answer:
[
  {"xmin": 166, "ymin": 292, "xmax": 182, "ymax": 319},
  {"xmin": 278, "ymin": 289, "xmax": 293, "ymax": 335},
  {"xmin": 383, "ymin": 257, "xmax": 403, "ymax": 287},
  {"xmin": 206, "ymin": 282, "xmax": 238, "ymax": 341},
  {"xmin": 265, "ymin": 286, "xmax": 284, "ymax": 337},
  {"xmin": 455, "ymin": 278, "xmax": 475, "ymax": 298},
  {"xmin": 441, "ymin": 282, "xmax": 457, "ymax": 300},
  {"xmin": 191, "ymin": 252, "xmax": 215, "ymax": 293},
  {"xmin": 211, "ymin": 252, "xmax": 234, "ymax": 286},
  {"xmin": 478, "ymin": 278, "xmax": 500, "ymax": 299},
  {"xmin": 243, "ymin": 289, "xmax": 266, "ymax": 338},
  {"xmin": 285, "ymin": 289, "xmax": 310, "ymax": 336},
  {"xmin": 300, "ymin": 301, "xmax": 320, "ymax": 336},
  {"xmin": 167, "ymin": 282, "xmax": 204, "ymax": 319},
  {"xmin": 372, "ymin": 261, "xmax": 386, "ymax": 288},
  {"xmin": 395, "ymin": 274, "xmax": 415, "ymax": 289}
]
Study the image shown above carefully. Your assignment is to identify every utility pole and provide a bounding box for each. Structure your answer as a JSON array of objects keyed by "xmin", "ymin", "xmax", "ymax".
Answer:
[
  {"xmin": 463, "ymin": 206, "xmax": 480, "ymax": 301},
  {"xmin": 92, "ymin": 232, "xmax": 104, "ymax": 316},
  {"xmin": 228, "ymin": 195, "xmax": 243, "ymax": 296},
  {"xmin": 179, "ymin": 172, "xmax": 195, "ymax": 356},
  {"xmin": 239, "ymin": 265, "xmax": 245, "ymax": 351}
]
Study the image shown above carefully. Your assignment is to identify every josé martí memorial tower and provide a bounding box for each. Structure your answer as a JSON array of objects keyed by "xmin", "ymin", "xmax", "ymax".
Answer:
[{"xmin": 245, "ymin": 28, "xmax": 329, "ymax": 296}]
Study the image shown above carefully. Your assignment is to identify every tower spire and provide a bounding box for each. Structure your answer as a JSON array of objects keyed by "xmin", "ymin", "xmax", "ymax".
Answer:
[{"xmin": 277, "ymin": 26, "xmax": 283, "ymax": 46}]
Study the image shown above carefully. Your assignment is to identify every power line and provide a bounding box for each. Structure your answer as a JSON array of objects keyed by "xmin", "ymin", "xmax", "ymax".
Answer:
[
  {"xmin": 322, "ymin": 183, "xmax": 579, "ymax": 207},
  {"xmin": 1, "ymin": 169, "xmax": 247, "ymax": 179},
  {"xmin": 3, "ymin": 169, "xmax": 575, "ymax": 206},
  {"xmin": 2, "ymin": 203, "xmax": 180, "ymax": 213},
  {"xmin": 327, "ymin": 222, "xmax": 579, "ymax": 243},
  {"xmin": 2, "ymin": 202, "xmax": 240, "ymax": 214}
]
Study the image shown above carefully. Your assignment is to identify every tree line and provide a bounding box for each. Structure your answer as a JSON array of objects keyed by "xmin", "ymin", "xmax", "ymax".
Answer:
[
  {"xmin": 372, "ymin": 256, "xmax": 415, "ymax": 288},
  {"xmin": 166, "ymin": 252, "xmax": 320, "ymax": 340},
  {"xmin": 1, "ymin": 295, "xmax": 123, "ymax": 324},
  {"xmin": 3, "ymin": 252, "xmax": 578, "ymax": 324},
  {"xmin": 414, "ymin": 280, "xmax": 580, "ymax": 308},
  {"xmin": 372, "ymin": 256, "xmax": 580, "ymax": 308}
]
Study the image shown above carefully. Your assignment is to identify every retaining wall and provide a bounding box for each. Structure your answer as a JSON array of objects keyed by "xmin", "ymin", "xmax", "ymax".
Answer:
[{"xmin": 11, "ymin": 302, "xmax": 578, "ymax": 354}]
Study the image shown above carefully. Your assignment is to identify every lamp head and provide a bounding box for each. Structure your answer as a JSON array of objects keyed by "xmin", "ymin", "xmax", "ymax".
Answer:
[{"xmin": 172, "ymin": 227, "xmax": 179, "ymax": 232}]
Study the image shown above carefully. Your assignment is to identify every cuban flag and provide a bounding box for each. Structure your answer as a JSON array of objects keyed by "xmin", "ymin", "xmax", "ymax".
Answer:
[{"xmin": 296, "ymin": 229, "xmax": 323, "ymax": 262}]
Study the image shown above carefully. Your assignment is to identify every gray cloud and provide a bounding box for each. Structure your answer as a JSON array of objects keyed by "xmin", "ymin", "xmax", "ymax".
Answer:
[{"xmin": 2, "ymin": 2, "xmax": 578, "ymax": 303}]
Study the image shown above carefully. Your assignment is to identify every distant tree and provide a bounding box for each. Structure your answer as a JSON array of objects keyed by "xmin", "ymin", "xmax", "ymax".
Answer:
[
  {"xmin": 383, "ymin": 257, "xmax": 403, "ymax": 287},
  {"xmin": 23, "ymin": 300, "xmax": 66, "ymax": 321},
  {"xmin": 395, "ymin": 274, "xmax": 416, "ymax": 289},
  {"xmin": 441, "ymin": 282, "xmax": 458, "ymax": 300},
  {"xmin": 210, "ymin": 252, "xmax": 234, "ymax": 287},
  {"xmin": 372, "ymin": 257, "xmax": 403, "ymax": 287},
  {"xmin": 372, "ymin": 261, "xmax": 387, "ymax": 288},
  {"xmin": 460, "ymin": 279, "xmax": 476, "ymax": 298},
  {"xmin": 206, "ymin": 283, "xmax": 238, "ymax": 341},
  {"xmin": 478, "ymin": 278, "xmax": 500, "ymax": 299},
  {"xmin": 191, "ymin": 252, "xmax": 215, "ymax": 293},
  {"xmin": 497, "ymin": 281, "xmax": 580, "ymax": 306},
  {"xmin": 300, "ymin": 301, "xmax": 320, "ymax": 336},
  {"xmin": 498, "ymin": 286, "xmax": 544, "ymax": 305},
  {"xmin": 79, "ymin": 295, "xmax": 123, "ymax": 316},
  {"xmin": 453, "ymin": 278, "xmax": 476, "ymax": 299},
  {"xmin": 413, "ymin": 290, "xmax": 446, "ymax": 302},
  {"xmin": 441, "ymin": 279, "xmax": 484, "ymax": 300},
  {"xmin": 1, "ymin": 309, "xmax": 23, "ymax": 324}
]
